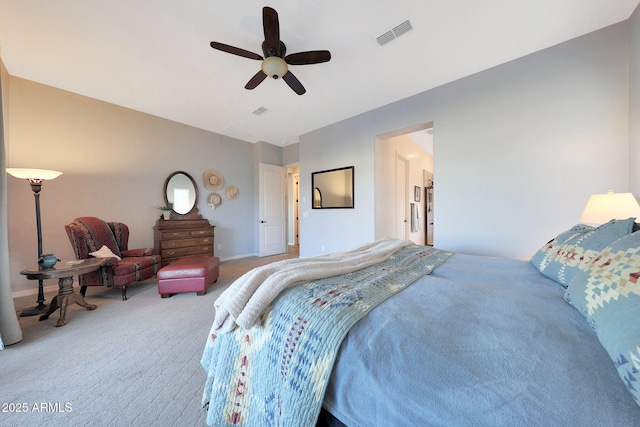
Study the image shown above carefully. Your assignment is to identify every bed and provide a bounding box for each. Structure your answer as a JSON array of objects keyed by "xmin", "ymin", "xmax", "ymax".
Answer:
[{"xmin": 201, "ymin": 220, "xmax": 640, "ymax": 426}]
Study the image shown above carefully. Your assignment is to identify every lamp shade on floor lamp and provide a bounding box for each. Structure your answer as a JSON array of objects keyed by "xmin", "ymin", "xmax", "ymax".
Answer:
[{"xmin": 6, "ymin": 168, "xmax": 63, "ymax": 316}]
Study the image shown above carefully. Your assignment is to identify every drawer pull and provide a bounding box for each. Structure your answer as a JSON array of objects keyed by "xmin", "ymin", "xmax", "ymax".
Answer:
[
  {"xmin": 171, "ymin": 232, "xmax": 181, "ymax": 236},
  {"xmin": 167, "ymin": 241, "xmax": 175, "ymax": 246},
  {"xmin": 203, "ymin": 238, "xmax": 211, "ymax": 243},
  {"xmin": 168, "ymin": 251, "xmax": 175, "ymax": 256},
  {"xmin": 202, "ymin": 247, "xmax": 210, "ymax": 251}
]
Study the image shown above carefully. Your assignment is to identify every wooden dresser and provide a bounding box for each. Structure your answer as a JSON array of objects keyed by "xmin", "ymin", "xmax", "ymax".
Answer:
[{"xmin": 154, "ymin": 219, "xmax": 215, "ymax": 267}]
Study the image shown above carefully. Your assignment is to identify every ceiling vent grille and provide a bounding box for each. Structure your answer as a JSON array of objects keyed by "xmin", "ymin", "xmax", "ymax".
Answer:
[
  {"xmin": 376, "ymin": 31, "xmax": 396, "ymax": 47},
  {"xmin": 393, "ymin": 20, "xmax": 413, "ymax": 38},
  {"xmin": 376, "ymin": 19, "xmax": 413, "ymax": 47},
  {"xmin": 252, "ymin": 106, "xmax": 268, "ymax": 116}
]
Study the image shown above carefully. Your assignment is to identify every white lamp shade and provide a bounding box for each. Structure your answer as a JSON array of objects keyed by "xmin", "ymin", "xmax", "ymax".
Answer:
[
  {"xmin": 261, "ymin": 56, "xmax": 288, "ymax": 79},
  {"xmin": 6, "ymin": 168, "xmax": 62, "ymax": 180},
  {"xmin": 579, "ymin": 191, "xmax": 640, "ymax": 225}
]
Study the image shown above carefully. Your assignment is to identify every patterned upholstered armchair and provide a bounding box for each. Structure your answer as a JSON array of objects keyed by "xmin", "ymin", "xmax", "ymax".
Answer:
[{"xmin": 65, "ymin": 217, "xmax": 161, "ymax": 300}]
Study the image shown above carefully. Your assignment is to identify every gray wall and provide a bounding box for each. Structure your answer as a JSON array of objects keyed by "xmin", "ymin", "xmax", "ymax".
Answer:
[
  {"xmin": 299, "ymin": 22, "xmax": 632, "ymax": 260},
  {"xmin": 4, "ymin": 11, "xmax": 639, "ymax": 294},
  {"xmin": 6, "ymin": 78, "xmax": 255, "ymax": 294},
  {"xmin": 283, "ymin": 143, "xmax": 299, "ymax": 167}
]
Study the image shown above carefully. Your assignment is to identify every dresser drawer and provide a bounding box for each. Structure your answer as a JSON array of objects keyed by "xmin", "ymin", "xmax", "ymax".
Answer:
[
  {"xmin": 161, "ymin": 236, "xmax": 213, "ymax": 249},
  {"xmin": 189, "ymin": 228, "xmax": 214, "ymax": 238},
  {"xmin": 159, "ymin": 230, "xmax": 191, "ymax": 239},
  {"xmin": 161, "ymin": 245, "xmax": 213, "ymax": 259}
]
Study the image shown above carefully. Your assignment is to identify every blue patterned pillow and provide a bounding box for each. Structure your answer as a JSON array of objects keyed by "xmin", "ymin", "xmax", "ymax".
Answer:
[
  {"xmin": 530, "ymin": 218, "xmax": 636, "ymax": 286},
  {"xmin": 564, "ymin": 231, "xmax": 640, "ymax": 406}
]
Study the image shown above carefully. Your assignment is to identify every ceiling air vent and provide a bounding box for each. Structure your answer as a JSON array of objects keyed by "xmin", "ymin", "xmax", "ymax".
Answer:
[
  {"xmin": 376, "ymin": 19, "xmax": 413, "ymax": 47},
  {"xmin": 252, "ymin": 106, "xmax": 268, "ymax": 116},
  {"xmin": 376, "ymin": 31, "xmax": 396, "ymax": 47},
  {"xmin": 393, "ymin": 20, "xmax": 413, "ymax": 38}
]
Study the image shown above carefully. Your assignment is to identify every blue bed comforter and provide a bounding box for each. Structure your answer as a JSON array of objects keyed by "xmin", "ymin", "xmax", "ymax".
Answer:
[
  {"xmin": 323, "ymin": 253, "xmax": 640, "ymax": 426},
  {"xmin": 201, "ymin": 245, "xmax": 452, "ymax": 426}
]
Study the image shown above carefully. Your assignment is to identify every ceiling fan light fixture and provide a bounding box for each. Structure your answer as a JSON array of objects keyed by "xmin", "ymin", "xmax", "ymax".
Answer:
[
  {"xmin": 210, "ymin": 7, "xmax": 329, "ymax": 94},
  {"xmin": 261, "ymin": 56, "xmax": 288, "ymax": 79}
]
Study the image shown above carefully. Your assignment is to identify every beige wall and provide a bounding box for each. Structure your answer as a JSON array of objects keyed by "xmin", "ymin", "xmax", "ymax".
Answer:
[{"xmin": 6, "ymin": 77, "xmax": 256, "ymax": 295}]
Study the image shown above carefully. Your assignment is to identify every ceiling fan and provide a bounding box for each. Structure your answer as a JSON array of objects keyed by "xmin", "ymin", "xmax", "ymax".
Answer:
[{"xmin": 210, "ymin": 6, "xmax": 331, "ymax": 95}]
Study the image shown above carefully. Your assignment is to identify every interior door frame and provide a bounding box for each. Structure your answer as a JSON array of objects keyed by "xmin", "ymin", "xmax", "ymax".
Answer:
[{"xmin": 396, "ymin": 153, "xmax": 409, "ymax": 239}]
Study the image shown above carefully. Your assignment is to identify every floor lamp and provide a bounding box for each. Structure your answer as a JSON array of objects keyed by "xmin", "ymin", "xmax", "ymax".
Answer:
[{"xmin": 6, "ymin": 168, "xmax": 63, "ymax": 316}]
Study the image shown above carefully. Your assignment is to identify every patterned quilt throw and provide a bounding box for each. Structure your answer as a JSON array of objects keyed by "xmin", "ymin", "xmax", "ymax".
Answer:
[{"xmin": 201, "ymin": 244, "xmax": 452, "ymax": 426}]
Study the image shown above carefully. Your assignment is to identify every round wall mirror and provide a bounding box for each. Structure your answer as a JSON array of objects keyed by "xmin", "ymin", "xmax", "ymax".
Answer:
[{"xmin": 164, "ymin": 171, "xmax": 198, "ymax": 215}]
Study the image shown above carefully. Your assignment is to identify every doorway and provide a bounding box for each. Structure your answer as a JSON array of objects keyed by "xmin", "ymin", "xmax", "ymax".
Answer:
[
  {"xmin": 286, "ymin": 165, "xmax": 300, "ymax": 248},
  {"xmin": 374, "ymin": 123, "xmax": 434, "ymax": 246}
]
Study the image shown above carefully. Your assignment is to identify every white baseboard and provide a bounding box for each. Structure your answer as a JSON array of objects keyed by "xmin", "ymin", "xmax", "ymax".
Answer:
[
  {"xmin": 218, "ymin": 253, "xmax": 257, "ymax": 262},
  {"xmin": 219, "ymin": 248, "xmax": 297, "ymax": 262}
]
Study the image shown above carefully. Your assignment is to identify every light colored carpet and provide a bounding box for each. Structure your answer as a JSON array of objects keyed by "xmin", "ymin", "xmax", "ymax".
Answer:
[{"xmin": 0, "ymin": 250, "xmax": 297, "ymax": 427}]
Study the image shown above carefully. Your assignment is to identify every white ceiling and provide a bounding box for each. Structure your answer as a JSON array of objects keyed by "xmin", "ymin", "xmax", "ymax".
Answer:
[{"xmin": 0, "ymin": 1, "xmax": 638, "ymax": 146}]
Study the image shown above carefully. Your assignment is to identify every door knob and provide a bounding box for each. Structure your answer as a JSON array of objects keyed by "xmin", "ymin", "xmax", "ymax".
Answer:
[{"xmin": 260, "ymin": 220, "xmax": 267, "ymax": 223}]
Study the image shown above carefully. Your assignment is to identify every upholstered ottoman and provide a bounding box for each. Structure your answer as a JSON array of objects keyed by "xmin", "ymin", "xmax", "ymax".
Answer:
[{"xmin": 157, "ymin": 256, "xmax": 220, "ymax": 298}]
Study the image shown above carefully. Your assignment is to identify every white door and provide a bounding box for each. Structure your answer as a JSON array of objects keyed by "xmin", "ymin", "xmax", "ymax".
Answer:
[
  {"xmin": 259, "ymin": 163, "xmax": 286, "ymax": 257},
  {"xmin": 395, "ymin": 154, "xmax": 409, "ymax": 239}
]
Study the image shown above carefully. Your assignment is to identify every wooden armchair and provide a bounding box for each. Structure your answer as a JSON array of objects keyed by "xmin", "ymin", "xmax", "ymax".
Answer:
[{"xmin": 65, "ymin": 217, "xmax": 161, "ymax": 300}]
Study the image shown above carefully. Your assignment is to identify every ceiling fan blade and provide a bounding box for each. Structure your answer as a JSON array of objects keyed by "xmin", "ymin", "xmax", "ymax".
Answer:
[
  {"xmin": 245, "ymin": 70, "xmax": 268, "ymax": 90},
  {"xmin": 262, "ymin": 6, "xmax": 280, "ymax": 57},
  {"xmin": 210, "ymin": 41, "xmax": 263, "ymax": 61},
  {"xmin": 282, "ymin": 71, "xmax": 306, "ymax": 95},
  {"xmin": 285, "ymin": 50, "xmax": 331, "ymax": 65}
]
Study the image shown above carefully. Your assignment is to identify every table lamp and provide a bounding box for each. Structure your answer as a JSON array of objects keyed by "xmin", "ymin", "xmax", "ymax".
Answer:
[
  {"xmin": 579, "ymin": 189, "xmax": 640, "ymax": 226},
  {"xmin": 6, "ymin": 168, "xmax": 63, "ymax": 316}
]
